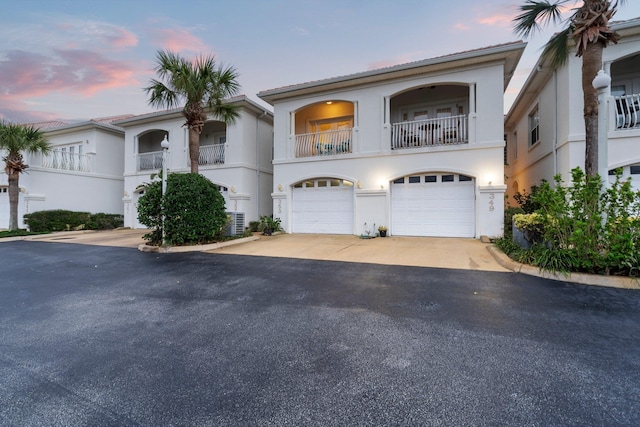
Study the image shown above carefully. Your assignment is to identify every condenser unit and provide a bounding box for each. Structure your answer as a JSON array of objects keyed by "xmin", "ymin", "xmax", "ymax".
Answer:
[{"xmin": 225, "ymin": 212, "xmax": 245, "ymax": 236}]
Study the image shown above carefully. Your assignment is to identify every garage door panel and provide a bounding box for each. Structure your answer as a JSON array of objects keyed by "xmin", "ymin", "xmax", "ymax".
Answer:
[
  {"xmin": 391, "ymin": 175, "xmax": 475, "ymax": 238},
  {"xmin": 292, "ymin": 182, "xmax": 353, "ymax": 234}
]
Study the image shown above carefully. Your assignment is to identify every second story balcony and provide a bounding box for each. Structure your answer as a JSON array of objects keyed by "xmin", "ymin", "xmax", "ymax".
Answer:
[
  {"xmin": 137, "ymin": 151, "xmax": 164, "ymax": 171},
  {"xmin": 614, "ymin": 93, "xmax": 640, "ymax": 130},
  {"xmin": 41, "ymin": 149, "xmax": 91, "ymax": 172},
  {"xmin": 197, "ymin": 143, "xmax": 226, "ymax": 166},
  {"xmin": 295, "ymin": 128, "xmax": 353, "ymax": 157},
  {"xmin": 391, "ymin": 114, "xmax": 468, "ymax": 150}
]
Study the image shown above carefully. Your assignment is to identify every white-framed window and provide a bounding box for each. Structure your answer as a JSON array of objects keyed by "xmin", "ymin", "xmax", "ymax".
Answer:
[
  {"xmin": 529, "ymin": 106, "xmax": 539, "ymax": 147},
  {"xmin": 309, "ymin": 116, "xmax": 353, "ymax": 133},
  {"xmin": 503, "ymin": 134, "xmax": 508, "ymax": 165},
  {"xmin": 513, "ymin": 131, "xmax": 518, "ymax": 161}
]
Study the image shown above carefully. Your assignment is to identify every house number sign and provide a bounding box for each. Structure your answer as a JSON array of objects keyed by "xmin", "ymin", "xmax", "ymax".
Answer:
[{"xmin": 488, "ymin": 192, "xmax": 495, "ymax": 212}]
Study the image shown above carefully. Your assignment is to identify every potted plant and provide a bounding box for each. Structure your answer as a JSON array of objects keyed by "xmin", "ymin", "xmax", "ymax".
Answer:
[
  {"xmin": 378, "ymin": 225, "xmax": 388, "ymax": 237},
  {"xmin": 260, "ymin": 215, "xmax": 281, "ymax": 236}
]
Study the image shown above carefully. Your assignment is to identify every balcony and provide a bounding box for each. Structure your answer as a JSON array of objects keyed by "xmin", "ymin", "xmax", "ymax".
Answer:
[
  {"xmin": 295, "ymin": 128, "xmax": 353, "ymax": 158},
  {"xmin": 137, "ymin": 151, "xmax": 163, "ymax": 171},
  {"xmin": 391, "ymin": 114, "xmax": 468, "ymax": 150},
  {"xmin": 42, "ymin": 150, "xmax": 90, "ymax": 172},
  {"xmin": 615, "ymin": 94, "xmax": 640, "ymax": 130},
  {"xmin": 198, "ymin": 143, "xmax": 226, "ymax": 166}
]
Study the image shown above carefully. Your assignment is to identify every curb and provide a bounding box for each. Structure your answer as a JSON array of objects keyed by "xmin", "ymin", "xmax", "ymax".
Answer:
[
  {"xmin": 486, "ymin": 245, "xmax": 640, "ymax": 290},
  {"xmin": 138, "ymin": 235, "xmax": 260, "ymax": 253}
]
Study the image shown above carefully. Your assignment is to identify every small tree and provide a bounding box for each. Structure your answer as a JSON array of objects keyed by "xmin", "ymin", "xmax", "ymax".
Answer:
[
  {"xmin": 145, "ymin": 50, "xmax": 241, "ymax": 173},
  {"xmin": 0, "ymin": 122, "xmax": 50, "ymax": 230},
  {"xmin": 137, "ymin": 173, "xmax": 227, "ymax": 246},
  {"xmin": 513, "ymin": 0, "xmax": 627, "ymax": 177}
]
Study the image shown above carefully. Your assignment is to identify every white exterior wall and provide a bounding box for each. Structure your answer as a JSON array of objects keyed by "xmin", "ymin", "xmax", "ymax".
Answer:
[
  {"xmin": 0, "ymin": 125, "xmax": 124, "ymax": 229},
  {"xmin": 270, "ymin": 62, "xmax": 510, "ymax": 238},
  {"xmin": 121, "ymin": 102, "xmax": 273, "ymax": 229},
  {"xmin": 506, "ymin": 20, "xmax": 640, "ymax": 198}
]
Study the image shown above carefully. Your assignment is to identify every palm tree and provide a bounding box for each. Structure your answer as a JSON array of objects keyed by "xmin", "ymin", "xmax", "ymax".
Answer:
[
  {"xmin": 0, "ymin": 122, "xmax": 50, "ymax": 230},
  {"xmin": 145, "ymin": 50, "xmax": 241, "ymax": 173},
  {"xmin": 513, "ymin": 0, "xmax": 626, "ymax": 177}
]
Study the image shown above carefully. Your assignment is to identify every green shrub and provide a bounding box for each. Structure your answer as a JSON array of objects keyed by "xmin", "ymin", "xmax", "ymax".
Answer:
[
  {"xmin": 513, "ymin": 184, "xmax": 542, "ymax": 213},
  {"xmin": 24, "ymin": 210, "xmax": 123, "ymax": 232},
  {"xmin": 502, "ymin": 168, "xmax": 640, "ymax": 276},
  {"xmin": 137, "ymin": 173, "xmax": 227, "ymax": 246},
  {"xmin": 85, "ymin": 213, "xmax": 124, "ymax": 230},
  {"xmin": 503, "ymin": 206, "xmax": 524, "ymax": 238},
  {"xmin": 248, "ymin": 221, "xmax": 262, "ymax": 232},
  {"xmin": 259, "ymin": 215, "xmax": 281, "ymax": 235}
]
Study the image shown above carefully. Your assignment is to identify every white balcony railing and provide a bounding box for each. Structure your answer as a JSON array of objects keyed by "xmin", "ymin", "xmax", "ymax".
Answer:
[
  {"xmin": 41, "ymin": 150, "xmax": 90, "ymax": 172},
  {"xmin": 615, "ymin": 94, "xmax": 640, "ymax": 130},
  {"xmin": 137, "ymin": 151, "xmax": 164, "ymax": 171},
  {"xmin": 391, "ymin": 114, "xmax": 468, "ymax": 150},
  {"xmin": 295, "ymin": 128, "xmax": 353, "ymax": 158},
  {"xmin": 198, "ymin": 143, "xmax": 225, "ymax": 166}
]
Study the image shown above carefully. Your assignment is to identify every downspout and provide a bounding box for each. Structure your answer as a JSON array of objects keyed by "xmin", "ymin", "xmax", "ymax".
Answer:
[
  {"xmin": 256, "ymin": 110, "xmax": 268, "ymax": 218},
  {"xmin": 553, "ymin": 69, "xmax": 558, "ymax": 179}
]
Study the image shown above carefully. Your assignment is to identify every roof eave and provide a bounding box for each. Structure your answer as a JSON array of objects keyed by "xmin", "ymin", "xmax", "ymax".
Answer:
[{"xmin": 258, "ymin": 41, "xmax": 527, "ymax": 104}]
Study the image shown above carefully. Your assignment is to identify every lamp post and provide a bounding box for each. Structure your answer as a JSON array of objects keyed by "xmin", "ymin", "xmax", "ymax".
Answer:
[
  {"xmin": 592, "ymin": 69, "xmax": 611, "ymax": 188},
  {"xmin": 160, "ymin": 134, "xmax": 169, "ymax": 245}
]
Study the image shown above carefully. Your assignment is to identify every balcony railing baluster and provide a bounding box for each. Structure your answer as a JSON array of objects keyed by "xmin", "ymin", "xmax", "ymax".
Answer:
[
  {"xmin": 295, "ymin": 129, "xmax": 353, "ymax": 158},
  {"xmin": 614, "ymin": 94, "xmax": 640, "ymax": 130},
  {"xmin": 391, "ymin": 114, "xmax": 468, "ymax": 150}
]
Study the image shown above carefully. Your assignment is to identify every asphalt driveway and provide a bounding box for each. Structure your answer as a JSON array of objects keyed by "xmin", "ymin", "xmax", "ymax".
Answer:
[{"xmin": 1, "ymin": 241, "xmax": 639, "ymax": 426}]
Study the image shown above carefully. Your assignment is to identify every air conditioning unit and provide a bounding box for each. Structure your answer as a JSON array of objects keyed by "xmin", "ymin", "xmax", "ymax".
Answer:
[{"xmin": 225, "ymin": 212, "xmax": 245, "ymax": 236}]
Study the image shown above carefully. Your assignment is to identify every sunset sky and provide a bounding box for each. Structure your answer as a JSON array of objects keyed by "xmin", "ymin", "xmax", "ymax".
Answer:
[{"xmin": 2, "ymin": 0, "xmax": 640, "ymax": 123}]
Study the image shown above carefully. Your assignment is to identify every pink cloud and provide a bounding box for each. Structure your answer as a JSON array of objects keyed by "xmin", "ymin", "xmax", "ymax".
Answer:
[
  {"xmin": 478, "ymin": 13, "xmax": 514, "ymax": 27},
  {"xmin": 52, "ymin": 20, "xmax": 138, "ymax": 51},
  {"xmin": 154, "ymin": 28, "xmax": 210, "ymax": 54},
  {"xmin": 107, "ymin": 27, "xmax": 138, "ymax": 49},
  {"xmin": 0, "ymin": 49, "xmax": 139, "ymax": 99}
]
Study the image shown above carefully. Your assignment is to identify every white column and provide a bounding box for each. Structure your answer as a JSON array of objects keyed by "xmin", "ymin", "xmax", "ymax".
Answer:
[{"xmin": 469, "ymin": 83, "xmax": 476, "ymax": 114}]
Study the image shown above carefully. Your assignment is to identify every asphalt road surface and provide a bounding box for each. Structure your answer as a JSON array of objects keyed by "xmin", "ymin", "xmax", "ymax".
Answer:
[{"xmin": 1, "ymin": 241, "xmax": 639, "ymax": 426}]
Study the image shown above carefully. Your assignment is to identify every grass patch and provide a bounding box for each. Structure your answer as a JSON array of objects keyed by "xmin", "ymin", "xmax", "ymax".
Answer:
[{"xmin": 0, "ymin": 229, "xmax": 48, "ymax": 238}]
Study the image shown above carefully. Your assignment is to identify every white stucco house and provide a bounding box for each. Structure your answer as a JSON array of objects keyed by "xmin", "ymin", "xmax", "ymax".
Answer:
[
  {"xmin": 115, "ymin": 96, "xmax": 273, "ymax": 232},
  {"xmin": 258, "ymin": 41, "xmax": 526, "ymax": 238},
  {"xmin": 505, "ymin": 17, "xmax": 640, "ymax": 200},
  {"xmin": 0, "ymin": 116, "xmax": 129, "ymax": 229}
]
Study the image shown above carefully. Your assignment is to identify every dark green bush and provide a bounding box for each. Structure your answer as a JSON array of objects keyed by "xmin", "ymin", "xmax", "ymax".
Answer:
[
  {"xmin": 24, "ymin": 210, "xmax": 123, "ymax": 232},
  {"xmin": 501, "ymin": 168, "xmax": 640, "ymax": 276},
  {"xmin": 85, "ymin": 213, "xmax": 124, "ymax": 230},
  {"xmin": 503, "ymin": 206, "xmax": 524, "ymax": 238},
  {"xmin": 137, "ymin": 173, "xmax": 227, "ymax": 246}
]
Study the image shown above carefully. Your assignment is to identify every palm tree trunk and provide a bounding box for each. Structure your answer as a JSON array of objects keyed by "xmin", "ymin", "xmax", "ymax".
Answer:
[
  {"xmin": 7, "ymin": 171, "xmax": 20, "ymax": 230},
  {"xmin": 582, "ymin": 39, "xmax": 604, "ymax": 177},
  {"xmin": 189, "ymin": 127, "xmax": 200, "ymax": 174}
]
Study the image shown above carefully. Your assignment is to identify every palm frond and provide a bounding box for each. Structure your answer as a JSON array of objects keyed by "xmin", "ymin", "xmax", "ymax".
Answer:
[
  {"xmin": 513, "ymin": 0, "xmax": 571, "ymax": 38},
  {"xmin": 0, "ymin": 122, "xmax": 49, "ymax": 156},
  {"xmin": 146, "ymin": 49, "xmax": 241, "ymax": 127},
  {"xmin": 541, "ymin": 27, "xmax": 573, "ymax": 68}
]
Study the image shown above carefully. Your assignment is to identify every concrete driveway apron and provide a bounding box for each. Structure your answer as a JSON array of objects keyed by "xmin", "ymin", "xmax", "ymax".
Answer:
[{"xmin": 209, "ymin": 234, "xmax": 507, "ymax": 272}]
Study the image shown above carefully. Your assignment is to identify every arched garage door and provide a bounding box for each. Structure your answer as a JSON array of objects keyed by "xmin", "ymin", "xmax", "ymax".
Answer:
[
  {"xmin": 292, "ymin": 178, "xmax": 353, "ymax": 234},
  {"xmin": 391, "ymin": 173, "xmax": 475, "ymax": 237}
]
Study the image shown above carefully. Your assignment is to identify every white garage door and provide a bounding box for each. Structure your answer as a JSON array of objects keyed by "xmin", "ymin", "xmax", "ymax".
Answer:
[
  {"xmin": 391, "ymin": 173, "xmax": 475, "ymax": 237},
  {"xmin": 292, "ymin": 178, "xmax": 353, "ymax": 234}
]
